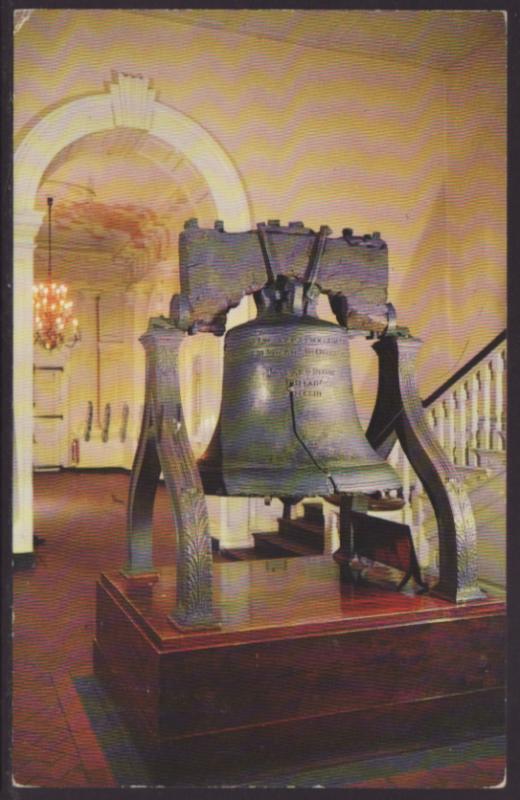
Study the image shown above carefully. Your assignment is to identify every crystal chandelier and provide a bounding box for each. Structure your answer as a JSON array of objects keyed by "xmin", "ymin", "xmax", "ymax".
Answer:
[{"xmin": 33, "ymin": 197, "xmax": 80, "ymax": 351}]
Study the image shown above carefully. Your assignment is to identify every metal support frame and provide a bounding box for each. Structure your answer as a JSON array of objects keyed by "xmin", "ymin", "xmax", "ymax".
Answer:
[
  {"xmin": 124, "ymin": 317, "xmax": 219, "ymax": 630},
  {"xmin": 366, "ymin": 334, "xmax": 485, "ymax": 603}
]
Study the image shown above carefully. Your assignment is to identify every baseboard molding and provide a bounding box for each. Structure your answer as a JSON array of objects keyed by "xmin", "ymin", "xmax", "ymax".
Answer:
[
  {"xmin": 58, "ymin": 466, "xmax": 131, "ymax": 475},
  {"xmin": 13, "ymin": 552, "xmax": 36, "ymax": 571},
  {"xmin": 44, "ymin": 467, "xmax": 168, "ymax": 482}
]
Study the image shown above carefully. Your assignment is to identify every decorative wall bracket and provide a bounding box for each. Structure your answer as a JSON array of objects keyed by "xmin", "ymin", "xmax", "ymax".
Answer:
[
  {"xmin": 123, "ymin": 316, "xmax": 219, "ymax": 630},
  {"xmin": 109, "ymin": 71, "xmax": 156, "ymax": 131},
  {"xmin": 366, "ymin": 334, "xmax": 485, "ymax": 603}
]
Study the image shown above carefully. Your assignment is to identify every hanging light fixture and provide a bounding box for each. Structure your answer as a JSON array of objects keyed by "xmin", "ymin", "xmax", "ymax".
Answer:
[{"xmin": 33, "ymin": 197, "xmax": 80, "ymax": 351}]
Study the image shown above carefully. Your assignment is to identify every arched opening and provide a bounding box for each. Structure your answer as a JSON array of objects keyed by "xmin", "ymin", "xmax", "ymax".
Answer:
[{"xmin": 13, "ymin": 75, "xmax": 251, "ymax": 553}]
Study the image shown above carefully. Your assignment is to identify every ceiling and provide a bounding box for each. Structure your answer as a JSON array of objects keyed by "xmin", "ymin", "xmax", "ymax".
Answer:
[
  {"xmin": 34, "ymin": 129, "xmax": 217, "ymax": 290},
  {"xmin": 129, "ymin": 9, "xmax": 505, "ymax": 72}
]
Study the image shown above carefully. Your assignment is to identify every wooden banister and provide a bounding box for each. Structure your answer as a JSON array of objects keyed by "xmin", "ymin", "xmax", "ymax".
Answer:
[{"xmin": 422, "ymin": 330, "xmax": 506, "ymax": 408}]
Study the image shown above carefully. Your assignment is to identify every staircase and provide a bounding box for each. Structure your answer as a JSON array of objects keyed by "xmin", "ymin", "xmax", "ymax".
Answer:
[
  {"xmin": 222, "ymin": 502, "xmax": 326, "ymax": 561},
  {"xmin": 221, "ymin": 497, "xmax": 407, "ymax": 563}
]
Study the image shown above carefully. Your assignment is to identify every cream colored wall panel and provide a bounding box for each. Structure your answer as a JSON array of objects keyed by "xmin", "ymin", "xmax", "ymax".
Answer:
[
  {"xmin": 445, "ymin": 35, "xmax": 506, "ymax": 373},
  {"xmin": 33, "ymin": 368, "xmax": 64, "ymax": 416},
  {"xmin": 33, "ymin": 418, "xmax": 63, "ymax": 468}
]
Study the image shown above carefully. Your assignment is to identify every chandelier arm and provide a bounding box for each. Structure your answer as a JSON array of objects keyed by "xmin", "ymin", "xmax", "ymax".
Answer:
[{"xmin": 47, "ymin": 196, "xmax": 53, "ymax": 281}]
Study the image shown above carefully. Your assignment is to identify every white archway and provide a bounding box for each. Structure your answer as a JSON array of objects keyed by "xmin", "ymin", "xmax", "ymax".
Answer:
[{"xmin": 13, "ymin": 73, "xmax": 251, "ymax": 553}]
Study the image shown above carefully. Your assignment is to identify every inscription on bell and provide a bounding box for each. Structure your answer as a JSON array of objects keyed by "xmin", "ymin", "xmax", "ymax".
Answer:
[
  {"xmin": 251, "ymin": 332, "xmax": 343, "ymax": 362},
  {"xmin": 246, "ymin": 331, "xmax": 340, "ymax": 398}
]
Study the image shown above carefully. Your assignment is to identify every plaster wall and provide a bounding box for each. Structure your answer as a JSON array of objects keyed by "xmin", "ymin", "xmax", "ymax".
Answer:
[{"xmin": 444, "ymin": 36, "xmax": 506, "ymax": 372}]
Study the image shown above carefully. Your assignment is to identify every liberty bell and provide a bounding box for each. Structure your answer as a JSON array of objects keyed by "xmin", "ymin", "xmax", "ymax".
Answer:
[{"xmin": 198, "ymin": 272, "xmax": 400, "ymax": 499}]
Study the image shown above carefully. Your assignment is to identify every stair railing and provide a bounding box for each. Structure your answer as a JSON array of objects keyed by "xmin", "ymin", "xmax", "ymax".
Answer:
[
  {"xmin": 424, "ymin": 330, "xmax": 507, "ymax": 466},
  {"xmin": 382, "ymin": 331, "xmax": 506, "ymax": 569}
]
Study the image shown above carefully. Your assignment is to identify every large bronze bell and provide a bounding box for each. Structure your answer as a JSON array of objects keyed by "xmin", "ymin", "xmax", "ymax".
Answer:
[{"xmin": 199, "ymin": 277, "xmax": 400, "ymax": 498}]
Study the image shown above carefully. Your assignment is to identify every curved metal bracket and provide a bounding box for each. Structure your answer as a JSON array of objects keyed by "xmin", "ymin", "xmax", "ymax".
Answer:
[
  {"xmin": 366, "ymin": 334, "xmax": 485, "ymax": 603},
  {"xmin": 124, "ymin": 317, "xmax": 219, "ymax": 629}
]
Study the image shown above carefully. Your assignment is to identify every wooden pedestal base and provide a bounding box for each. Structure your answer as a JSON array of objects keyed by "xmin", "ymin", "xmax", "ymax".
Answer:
[{"xmin": 94, "ymin": 556, "xmax": 505, "ymax": 784}]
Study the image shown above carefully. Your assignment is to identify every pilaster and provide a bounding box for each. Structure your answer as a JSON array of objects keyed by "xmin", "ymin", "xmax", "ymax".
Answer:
[{"xmin": 13, "ymin": 210, "xmax": 44, "ymax": 554}]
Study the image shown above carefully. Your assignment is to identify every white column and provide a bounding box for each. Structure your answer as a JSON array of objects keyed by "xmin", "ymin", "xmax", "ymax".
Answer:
[
  {"xmin": 208, "ymin": 496, "xmax": 255, "ymax": 550},
  {"xmin": 122, "ymin": 285, "xmax": 150, "ymax": 468},
  {"xmin": 13, "ymin": 210, "xmax": 44, "ymax": 554},
  {"xmin": 323, "ymin": 506, "xmax": 340, "ymax": 555}
]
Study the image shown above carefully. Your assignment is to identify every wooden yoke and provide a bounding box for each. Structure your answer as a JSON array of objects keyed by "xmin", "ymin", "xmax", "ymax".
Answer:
[{"xmin": 170, "ymin": 219, "xmax": 394, "ymax": 335}]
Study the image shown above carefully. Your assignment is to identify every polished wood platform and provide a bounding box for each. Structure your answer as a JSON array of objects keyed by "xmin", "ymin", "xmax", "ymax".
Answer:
[{"xmin": 94, "ymin": 555, "xmax": 505, "ymax": 783}]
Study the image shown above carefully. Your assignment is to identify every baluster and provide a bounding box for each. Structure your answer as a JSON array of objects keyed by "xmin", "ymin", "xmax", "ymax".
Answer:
[
  {"xmin": 456, "ymin": 383, "xmax": 468, "ymax": 466},
  {"xmin": 430, "ymin": 406, "xmax": 437, "ymax": 438},
  {"xmin": 446, "ymin": 393, "xmax": 456, "ymax": 464},
  {"xmin": 415, "ymin": 476, "xmax": 425, "ymax": 534},
  {"xmin": 502, "ymin": 347, "xmax": 507, "ymax": 437},
  {"xmin": 427, "ymin": 409, "xmax": 435, "ymax": 431},
  {"xmin": 468, "ymin": 372, "xmax": 479, "ymax": 466},
  {"xmin": 481, "ymin": 360, "xmax": 492, "ymax": 451},
  {"xmin": 411, "ymin": 474, "xmax": 428, "ymax": 568},
  {"xmin": 402, "ymin": 454, "xmax": 412, "ymax": 525},
  {"xmin": 434, "ymin": 401, "xmax": 446, "ymax": 450},
  {"xmin": 388, "ymin": 440, "xmax": 400, "ymax": 468},
  {"xmin": 388, "ymin": 441, "xmax": 400, "ymax": 498},
  {"xmin": 492, "ymin": 349, "xmax": 504, "ymax": 451}
]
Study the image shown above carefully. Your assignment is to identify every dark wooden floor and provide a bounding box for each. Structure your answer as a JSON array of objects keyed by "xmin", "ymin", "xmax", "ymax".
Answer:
[{"xmin": 11, "ymin": 470, "xmax": 506, "ymax": 788}]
